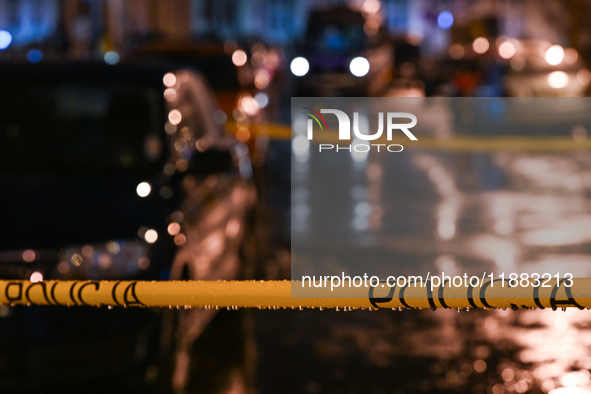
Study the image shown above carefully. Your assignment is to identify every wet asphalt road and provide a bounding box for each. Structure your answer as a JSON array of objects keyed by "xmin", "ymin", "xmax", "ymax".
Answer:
[{"xmin": 191, "ymin": 302, "xmax": 591, "ymax": 394}]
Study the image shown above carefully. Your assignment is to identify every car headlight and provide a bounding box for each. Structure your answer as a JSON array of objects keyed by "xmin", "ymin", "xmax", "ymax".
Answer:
[
  {"xmin": 290, "ymin": 57, "xmax": 309, "ymax": 77},
  {"xmin": 56, "ymin": 240, "xmax": 151, "ymax": 280},
  {"xmin": 349, "ymin": 57, "xmax": 370, "ymax": 77}
]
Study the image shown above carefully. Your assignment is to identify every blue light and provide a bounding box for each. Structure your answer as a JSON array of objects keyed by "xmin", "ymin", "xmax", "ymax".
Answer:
[
  {"xmin": 27, "ymin": 49, "xmax": 43, "ymax": 63},
  {"xmin": 437, "ymin": 11, "xmax": 454, "ymax": 30},
  {"xmin": 104, "ymin": 51, "xmax": 120, "ymax": 65},
  {"xmin": 0, "ymin": 30, "xmax": 12, "ymax": 50}
]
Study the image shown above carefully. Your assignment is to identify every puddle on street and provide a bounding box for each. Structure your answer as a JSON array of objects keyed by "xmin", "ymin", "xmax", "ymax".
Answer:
[{"xmin": 249, "ymin": 307, "xmax": 591, "ymax": 394}]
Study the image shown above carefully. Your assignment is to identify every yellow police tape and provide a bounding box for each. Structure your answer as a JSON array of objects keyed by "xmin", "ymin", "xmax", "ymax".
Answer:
[
  {"xmin": 237, "ymin": 123, "xmax": 591, "ymax": 152},
  {"xmin": 1, "ymin": 279, "xmax": 590, "ymax": 310}
]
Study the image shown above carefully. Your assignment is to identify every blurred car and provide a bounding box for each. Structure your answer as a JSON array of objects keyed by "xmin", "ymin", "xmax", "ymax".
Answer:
[
  {"xmin": 501, "ymin": 39, "xmax": 591, "ymax": 97},
  {"xmin": 443, "ymin": 34, "xmax": 591, "ymax": 97},
  {"xmin": 0, "ymin": 62, "xmax": 255, "ymax": 392},
  {"xmin": 289, "ymin": 5, "xmax": 393, "ymax": 96}
]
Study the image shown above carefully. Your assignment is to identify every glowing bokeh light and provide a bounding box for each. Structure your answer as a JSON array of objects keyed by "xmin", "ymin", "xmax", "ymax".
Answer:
[
  {"xmin": 168, "ymin": 109, "xmax": 182, "ymax": 125},
  {"xmin": 144, "ymin": 229, "xmax": 158, "ymax": 244},
  {"xmin": 498, "ymin": 41, "xmax": 516, "ymax": 59},
  {"xmin": 545, "ymin": 45, "xmax": 565, "ymax": 65},
  {"xmin": 164, "ymin": 88, "xmax": 177, "ymax": 102},
  {"xmin": 0, "ymin": 30, "xmax": 12, "ymax": 50},
  {"xmin": 136, "ymin": 182, "xmax": 151, "ymax": 197},
  {"xmin": 254, "ymin": 92, "xmax": 269, "ymax": 108},
  {"xmin": 362, "ymin": 0, "xmax": 381, "ymax": 13},
  {"xmin": 30, "ymin": 272, "xmax": 43, "ymax": 282},
  {"xmin": 240, "ymin": 95, "xmax": 259, "ymax": 116},
  {"xmin": 290, "ymin": 57, "xmax": 309, "ymax": 77},
  {"xmin": 22, "ymin": 250, "xmax": 35, "ymax": 263},
  {"xmin": 232, "ymin": 50, "xmax": 247, "ymax": 66},
  {"xmin": 167, "ymin": 222, "xmax": 181, "ymax": 236},
  {"xmin": 174, "ymin": 233, "xmax": 186, "ymax": 246},
  {"xmin": 472, "ymin": 37, "xmax": 490, "ymax": 54},
  {"xmin": 350, "ymin": 57, "xmax": 370, "ymax": 77},
  {"xmin": 27, "ymin": 49, "xmax": 42, "ymax": 63},
  {"xmin": 163, "ymin": 73, "xmax": 176, "ymax": 87},
  {"xmin": 548, "ymin": 71, "xmax": 568, "ymax": 88},
  {"xmin": 104, "ymin": 51, "xmax": 120, "ymax": 65},
  {"xmin": 437, "ymin": 11, "xmax": 454, "ymax": 29}
]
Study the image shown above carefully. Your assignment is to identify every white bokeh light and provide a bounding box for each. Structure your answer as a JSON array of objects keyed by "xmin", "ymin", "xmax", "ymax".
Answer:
[
  {"xmin": 136, "ymin": 182, "xmax": 151, "ymax": 197},
  {"xmin": 168, "ymin": 109, "xmax": 182, "ymax": 125},
  {"xmin": 30, "ymin": 271, "xmax": 43, "ymax": 283},
  {"xmin": 163, "ymin": 73, "xmax": 176, "ymax": 87},
  {"xmin": 545, "ymin": 45, "xmax": 565, "ymax": 65},
  {"xmin": 290, "ymin": 57, "xmax": 309, "ymax": 77},
  {"xmin": 349, "ymin": 57, "xmax": 370, "ymax": 77},
  {"xmin": 472, "ymin": 37, "xmax": 490, "ymax": 54},
  {"xmin": 498, "ymin": 41, "xmax": 516, "ymax": 59},
  {"xmin": 232, "ymin": 50, "xmax": 247, "ymax": 67},
  {"xmin": 144, "ymin": 229, "xmax": 158, "ymax": 244},
  {"xmin": 548, "ymin": 71, "xmax": 569, "ymax": 89}
]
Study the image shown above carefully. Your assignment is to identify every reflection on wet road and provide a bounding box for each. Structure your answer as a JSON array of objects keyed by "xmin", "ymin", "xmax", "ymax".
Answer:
[{"xmin": 252, "ymin": 307, "xmax": 591, "ymax": 394}]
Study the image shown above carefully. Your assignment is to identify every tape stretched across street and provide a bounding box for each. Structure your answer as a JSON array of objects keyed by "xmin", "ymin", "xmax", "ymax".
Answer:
[{"xmin": 1, "ymin": 279, "xmax": 591, "ymax": 310}]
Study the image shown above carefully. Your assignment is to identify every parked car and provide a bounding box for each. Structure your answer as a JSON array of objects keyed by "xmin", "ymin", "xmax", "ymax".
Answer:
[{"xmin": 0, "ymin": 62, "xmax": 255, "ymax": 392}]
